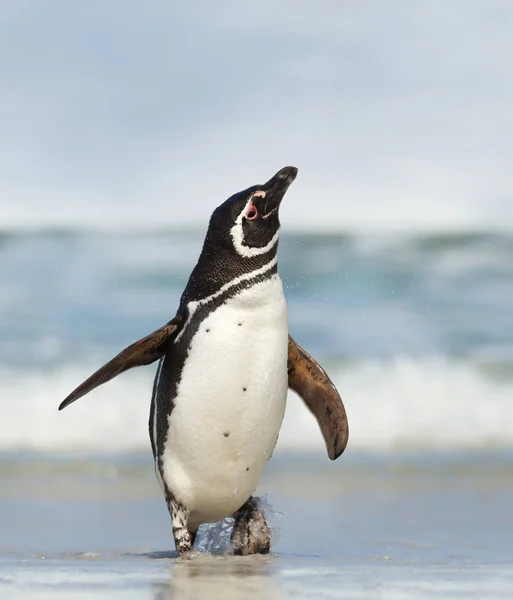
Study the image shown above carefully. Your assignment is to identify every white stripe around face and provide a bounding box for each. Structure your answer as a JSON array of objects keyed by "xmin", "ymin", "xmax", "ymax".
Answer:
[{"xmin": 229, "ymin": 197, "xmax": 280, "ymax": 258}]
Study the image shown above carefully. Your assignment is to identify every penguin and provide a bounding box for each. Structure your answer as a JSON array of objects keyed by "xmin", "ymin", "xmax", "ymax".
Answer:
[{"xmin": 58, "ymin": 166, "xmax": 348, "ymax": 556}]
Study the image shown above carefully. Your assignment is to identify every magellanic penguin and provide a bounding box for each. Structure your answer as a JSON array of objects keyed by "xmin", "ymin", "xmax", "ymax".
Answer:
[{"xmin": 58, "ymin": 166, "xmax": 349, "ymax": 557}]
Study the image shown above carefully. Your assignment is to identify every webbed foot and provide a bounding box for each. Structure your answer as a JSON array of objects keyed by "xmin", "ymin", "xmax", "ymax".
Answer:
[{"xmin": 230, "ymin": 496, "xmax": 270, "ymax": 555}]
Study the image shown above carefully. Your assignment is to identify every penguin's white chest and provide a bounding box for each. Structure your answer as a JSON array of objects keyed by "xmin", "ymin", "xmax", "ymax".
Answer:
[{"xmin": 160, "ymin": 274, "xmax": 288, "ymax": 528}]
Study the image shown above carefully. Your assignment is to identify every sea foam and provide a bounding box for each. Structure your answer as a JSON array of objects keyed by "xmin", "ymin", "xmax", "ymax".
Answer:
[{"xmin": 1, "ymin": 357, "xmax": 511, "ymax": 453}]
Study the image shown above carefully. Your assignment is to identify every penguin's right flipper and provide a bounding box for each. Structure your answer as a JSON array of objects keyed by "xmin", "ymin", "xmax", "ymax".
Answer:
[{"xmin": 58, "ymin": 317, "xmax": 182, "ymax": 411}]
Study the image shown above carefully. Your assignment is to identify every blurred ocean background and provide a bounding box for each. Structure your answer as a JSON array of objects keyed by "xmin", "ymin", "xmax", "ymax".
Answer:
[{"xmin": 1, "ymin": 228, "xmax": 512, "ymax": 453}]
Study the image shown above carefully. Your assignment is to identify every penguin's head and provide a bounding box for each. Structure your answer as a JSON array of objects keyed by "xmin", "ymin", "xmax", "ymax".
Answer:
[{"xmin": 208, "ymin": 166, "xmax": 298, "ymax": 258}]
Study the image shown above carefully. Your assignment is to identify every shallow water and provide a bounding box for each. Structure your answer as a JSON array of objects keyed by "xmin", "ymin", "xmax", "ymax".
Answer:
[{"xmin": 1, "ymin": 452, "xmax": 512, "ymax": 598}]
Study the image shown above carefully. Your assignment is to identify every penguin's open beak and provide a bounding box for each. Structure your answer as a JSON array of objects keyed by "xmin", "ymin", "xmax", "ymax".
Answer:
[{"xmin": 259, "ymin": 166, "xmax": 298, "ymax": 218}]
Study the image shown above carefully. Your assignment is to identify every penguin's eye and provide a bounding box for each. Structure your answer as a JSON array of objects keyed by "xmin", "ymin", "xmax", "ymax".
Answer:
[{"xmin": 245, "ymin": 202, "xmax": 258, "ymax": 221}]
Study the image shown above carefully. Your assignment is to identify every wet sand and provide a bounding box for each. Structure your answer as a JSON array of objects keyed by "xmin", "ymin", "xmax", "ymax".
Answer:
[{"xmin": 1, "ymin": 451, "xmax": 512, "ymax": 598}]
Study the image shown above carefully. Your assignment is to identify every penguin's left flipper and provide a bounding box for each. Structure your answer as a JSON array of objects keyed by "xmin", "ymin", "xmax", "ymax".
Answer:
[
  {"xmin": 58, "ymin": 317, "xmax": 182, "ymax": 411},
  {"xmin": 287, "ymin": 336, "xmax": 349, "ymax": 460}
]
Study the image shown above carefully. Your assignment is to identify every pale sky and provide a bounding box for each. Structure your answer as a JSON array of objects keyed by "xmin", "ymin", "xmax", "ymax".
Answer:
[{"xmin": 1, "ymin": 0, "xmax": 512, "ymax": 231}]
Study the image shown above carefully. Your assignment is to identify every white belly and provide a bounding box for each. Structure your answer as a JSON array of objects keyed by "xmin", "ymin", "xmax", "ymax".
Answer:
[{"xmin": 160, "ymin": 274, "xmax": 288, "ymax": 529}]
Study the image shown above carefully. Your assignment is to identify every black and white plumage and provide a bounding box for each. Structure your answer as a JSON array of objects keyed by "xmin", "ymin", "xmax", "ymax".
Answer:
[{"xmin": 59, "ymin": 166, "xmax": 349, "ymax": 556}]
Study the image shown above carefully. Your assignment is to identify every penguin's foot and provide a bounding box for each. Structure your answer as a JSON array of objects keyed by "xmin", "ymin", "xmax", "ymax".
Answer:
[
  {"xmin": 173, "ymin": 526, "xmax": 193, "ymax": 556},
  {"xmin": 169, "ymin": 499, "xmax": 195, "ymax": 557},
  {"xmin": 230, "ymin": 496, "xmax": 270, "ymax": 555}
]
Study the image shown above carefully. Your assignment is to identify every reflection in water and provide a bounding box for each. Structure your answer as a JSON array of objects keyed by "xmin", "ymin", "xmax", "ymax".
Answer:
[{"xmin": 154, "ymin": 554, "xmax": 280, "ymax": 600}]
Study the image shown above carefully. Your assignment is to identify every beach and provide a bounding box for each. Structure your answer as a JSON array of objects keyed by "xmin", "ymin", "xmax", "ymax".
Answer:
[{"xmin": 1, "ymin": 451, "xmax": 512, "ymax": 599}]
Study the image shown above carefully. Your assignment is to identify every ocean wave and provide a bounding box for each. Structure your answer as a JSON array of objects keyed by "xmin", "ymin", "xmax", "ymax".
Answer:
[
  {"xmin": 1, "ymin": 229, "xmax": 512, "ymax": 453},
  {"xmin": 1, "ymin": 229, "xmax": 513, "ymax": 365},
  {"xmin": 1, "ymin": 357, "xmax": 512, "ymax": 452}
]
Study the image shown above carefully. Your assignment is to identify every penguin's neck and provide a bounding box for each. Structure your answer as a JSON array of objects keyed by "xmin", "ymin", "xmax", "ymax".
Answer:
[{"xmin": 180, "ymin": 236, "xmax": 279, "ymax": 305}]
